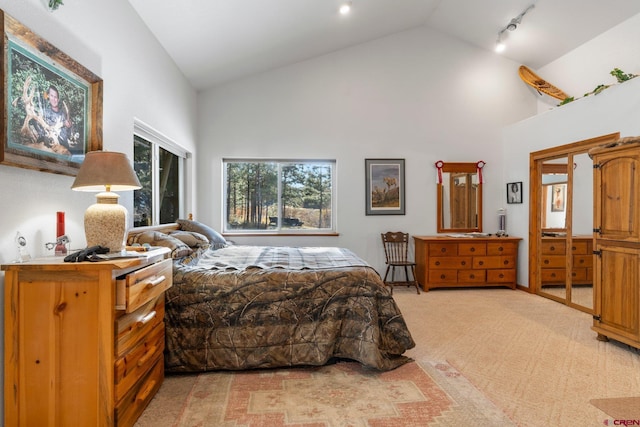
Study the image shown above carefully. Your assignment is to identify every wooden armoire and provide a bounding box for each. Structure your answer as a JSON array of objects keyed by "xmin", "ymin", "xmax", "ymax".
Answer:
[{"xmin": 590, "ymin": 137, "xmax": 640, "ymax": 349}]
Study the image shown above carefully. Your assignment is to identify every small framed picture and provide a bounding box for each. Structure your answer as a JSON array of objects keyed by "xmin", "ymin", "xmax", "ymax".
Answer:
[
  {"xmin": 506, "ymin": 182, "xmax": 523, "ymax": 204},
  {"xmin": 365, "ymin": 158, "xmax": 405, "ymax": 215}
]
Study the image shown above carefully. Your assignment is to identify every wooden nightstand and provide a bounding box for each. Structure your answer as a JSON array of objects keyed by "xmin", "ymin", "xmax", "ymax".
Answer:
[{"xmin": 2, "ymin": 247, "xmax": 172, "ymax": 427}]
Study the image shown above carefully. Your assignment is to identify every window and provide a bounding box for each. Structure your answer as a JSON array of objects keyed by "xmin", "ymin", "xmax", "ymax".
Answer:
[
  {"xmin": 223, "ymin": 159, "xmax": 336, "ymax": 233},
  {"xmin": 133, "ymin": 119, "xmax": 188, "ymax": 226}
]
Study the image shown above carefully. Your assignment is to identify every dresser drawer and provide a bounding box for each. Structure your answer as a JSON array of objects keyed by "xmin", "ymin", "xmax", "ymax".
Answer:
[
  {"xmin": 473, "ymin": 256, "xmax": 515, "ymax": 269},
  {"xmin": 487, "ymin": 269, "xmax": 515, "ymax": 283},
  {"xmin": 115, "ymin": 322, "xmax": 164, "ymax": 403},
  {"xmin": 571, "ymin": 268, "xmax": 588, "ymax": 282},
  {"xmin": 541, "ymin": 255, "xmax": 565, "ymax": 268},
  {"xmin": 428, "ymin": 270, "xmax": 458, "ymax": 283},
  {"xmin": 119, "ymin": 258, "xmax": 172, "ymax": 313},
  {"xmin": 458, "ymin": 243, "xmax": 486, "ymax": 256},
  {"xmin": 541, "ymin": 268, "xmax": 565, "ymax": 283},
  {"xmin": 116, "ymin": 296, "xmax": 165, "ymax": 358},
  {"xmin": 573, "ymin": 254, "xmax": 593, "ymax": 268},
  {"xmin": 428, "ymin": 243, "xmax": 458, "ymax": 256},
  {"xmin": 541, "ymin": 241, "xmax": 566, "ymax": 255},
  {"xmin": 458, "ymin": 269, "xmax": 486, "ymax": 282},
  {"xmin": 570, "ymin": 241, "xmax": 589, "ymax": 254},
  {"xmin": 429, "ymin": 256, "xmax": 472, "ymax": 269},
  {"xmin": 116, "ymin": 357, "xmax": 164, "ymax": 427},
  {"xmin": 487, "ymin": 242, "xmax": 517, "ymax": 255}
]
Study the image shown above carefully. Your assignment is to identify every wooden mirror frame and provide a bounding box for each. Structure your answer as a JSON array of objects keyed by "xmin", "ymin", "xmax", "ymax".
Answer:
[
  {"xmin": 528, "ymin": 133, "xmax": 619, "ymax": 308},
  {"xmin": 437, "ymin": 162, "xmax": 483, "ymax": 233}
]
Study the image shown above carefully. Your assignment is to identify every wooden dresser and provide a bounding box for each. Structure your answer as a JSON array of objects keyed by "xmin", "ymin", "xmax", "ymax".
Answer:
[
  {"xmin": 590, "ymin": 139, "xmax": 640, "ymax": 349},
  {"xmin": 2, "ymin": 247, "xmax": 172, "ymax": 427},
  {"xmin": 414, "ymin": 236, "xmax": 521, "ymax": 292},
  {"xmin": 540, "ymin": 236, "xmax": 593, "ymax": 285}
]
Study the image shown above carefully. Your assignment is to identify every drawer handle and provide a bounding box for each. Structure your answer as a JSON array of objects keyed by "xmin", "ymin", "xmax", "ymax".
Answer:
[
  {"xmin": 136, "ymin": 379, "xmax": 157, "ymax": 402},
  {"xmin": 137, "ymin": 345, "xmax": 158, "ymax": 367},
  {"xmin": 550, "ymin": 246, "xmax": 555, "ymax": 251},
  {"xmin": 470, "ymin": 274, "xmax": 475, "ymax": 279},
  {"xmin": 499, "ymin": 273, "xmax": 504, "ymax": 278},
  {"xmin": 503, "ymin": 260, "xmax": 509, "ymax": 265},
  {"xmin": 137, "ymin": 311, "xmax": 157, "ymax": 328},
  {"xmin": 435, "ymin": 261, "xmax": 440, "ymax": 266},
  {"xmin": 470, "ymin": 247, "xmax": 475, "ymax": 252},
  {"xmin": 544, "ymin": 260, "xmax": 549, "ymax": 265},
  {"xmin": 551, "ymin": 273, "xmax": 556, "ymax": 277},
  {"xmin": 478, "ymin": 261, "xmax": 484, "ymax": 266},
  {"xmin": 440, "ymin": 274, "xmax": 446, "ymax": 279},
  {"xmin": 498, "ymin": 247, "xmax": 504, "ymax": 252},
  {"xmin": 145, "ymin": 275, "xmax": 166, "ymax": 289},
  {"xmin": 441, "ymin": 248, "xmax": 446, "ymax": 253},
  {"xmin": 461, "ymin": 261, "xmax": 466, "ymax": 266}
]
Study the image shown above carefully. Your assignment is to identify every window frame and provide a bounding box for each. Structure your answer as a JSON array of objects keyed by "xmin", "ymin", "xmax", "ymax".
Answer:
[
  {"xmin": 133, "ymin": 118, "xmax": 189, "ymax": 226},
  {"xmin": 222, "ymin": 158, "xmax": 338, "ymax": 235}
]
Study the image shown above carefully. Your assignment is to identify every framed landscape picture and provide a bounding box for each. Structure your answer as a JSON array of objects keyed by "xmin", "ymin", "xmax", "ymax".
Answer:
[
  {"xmin": 365, "ymin": 158, "xmax": 405, "ymax": 215},
  {"xmin": 1, "ymin": 10, "xmax": 102, "ymax": 176}
]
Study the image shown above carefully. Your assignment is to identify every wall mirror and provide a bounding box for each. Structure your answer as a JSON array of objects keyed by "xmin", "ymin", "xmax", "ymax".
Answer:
[
  {"xmin": 436, "ymin": 162, "xmax": 483, "ymax": 233},
  {"xmin": 529, "ymin": 133, "xmax": 619, "ymax": 314}
]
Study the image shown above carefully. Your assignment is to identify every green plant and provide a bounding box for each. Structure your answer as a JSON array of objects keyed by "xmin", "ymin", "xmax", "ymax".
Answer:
[
  {"xmin": 584, "ymin": 84, "xmax": 610, "ymax": 97},
  {"xmin": 610, "ymin": 68, "xmax": 637, "ymax": 83},
  {"xmin": 49, "ymin": 0, "xmax": 64, "ymax": 11},
  {"xmin": 558, "ymin": 96, "xmax": 574, "ymax": 106}
]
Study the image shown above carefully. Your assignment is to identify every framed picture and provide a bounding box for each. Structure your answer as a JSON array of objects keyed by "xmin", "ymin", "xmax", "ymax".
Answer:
[
  {"xmin": 551, "ymin": 183, "xmax": 566, "ymax": 212},
  {"xmin": 506, "ymin": 181, "xmax": 523, "ymax": 204},
  {"xmin": 1, "ymin": 10, "xmax": 103, "ymax": 176},
  {"xmin": 365, "ymin": 158, "xmax": 405, "ymax": 215}
]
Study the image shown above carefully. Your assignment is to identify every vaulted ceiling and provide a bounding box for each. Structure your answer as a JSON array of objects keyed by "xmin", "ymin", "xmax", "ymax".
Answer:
[{"xmin": 128, "ymin": 0, "xmax": 640, "ymax": 91}]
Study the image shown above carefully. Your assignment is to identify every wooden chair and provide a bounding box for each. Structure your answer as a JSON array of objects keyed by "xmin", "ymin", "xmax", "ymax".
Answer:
[{"xmin": 381, "ymin": 232, "xmax": 420, "ymax": 294}]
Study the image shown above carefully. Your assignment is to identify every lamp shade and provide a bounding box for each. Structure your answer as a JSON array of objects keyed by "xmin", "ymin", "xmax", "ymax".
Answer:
[
  {"xmin": 71, "ymin": 151, "xmax": 141, "ymax": 253},
  {"xmin": 72, "ymin": 151, "xmax": 141, "ymax": 192}
]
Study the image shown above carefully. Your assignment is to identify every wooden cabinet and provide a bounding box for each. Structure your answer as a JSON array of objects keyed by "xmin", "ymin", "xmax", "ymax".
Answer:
[
  {"xmin": 540, "ymin": 236, "xmax": 593, "ymax": 285},
  {"xmin": 413, "ymin": 236, "xmax": 521, "ymax": 292},
  {"xmin": 591, "ymin": 139, "xmax": 640, "ymax": 348},
  {"xmin": 2, "ymin": 248, "xmax": 172, "ymax": 427}
]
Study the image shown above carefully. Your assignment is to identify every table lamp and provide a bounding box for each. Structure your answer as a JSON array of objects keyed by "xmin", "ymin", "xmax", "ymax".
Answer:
[{"xmin": 71, "ymin": 151, "xmax": 141, "ymax": 253}]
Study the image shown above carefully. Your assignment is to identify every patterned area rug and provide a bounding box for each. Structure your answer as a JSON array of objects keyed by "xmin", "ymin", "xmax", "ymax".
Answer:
[{"xmin": 140, "ymin": 360, "xmax": 515, "ymax": 426}]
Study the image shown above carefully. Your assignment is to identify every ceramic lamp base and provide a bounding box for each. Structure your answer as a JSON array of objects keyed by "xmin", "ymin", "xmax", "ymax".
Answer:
[{"xmin": 84, "ymin": 192, "xmax": 127, "ymax": 253}]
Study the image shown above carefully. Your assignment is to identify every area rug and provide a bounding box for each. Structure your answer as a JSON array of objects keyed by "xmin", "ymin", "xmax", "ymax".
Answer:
[
  {"xmin": 589, "ymin": 397, "xmax": 640, "ymax": 420},
  {"xmin": 159, "ymin": 360, "xmax": 515, "ymax": 426}
]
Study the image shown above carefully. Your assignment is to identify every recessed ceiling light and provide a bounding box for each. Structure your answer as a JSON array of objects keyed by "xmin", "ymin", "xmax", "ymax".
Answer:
[{"xmin": 339, "ymin": 3, "xmax": 351, "ymax": 15}]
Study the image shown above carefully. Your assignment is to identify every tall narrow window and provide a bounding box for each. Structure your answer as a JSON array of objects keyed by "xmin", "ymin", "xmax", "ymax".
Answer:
[
  {"xmin": 223, "ymin": 159, "xmax": 336, "ymax": 233},
  {"xmin": 133, "ymin": 120, "xmax": 188, "ymax": 226}
]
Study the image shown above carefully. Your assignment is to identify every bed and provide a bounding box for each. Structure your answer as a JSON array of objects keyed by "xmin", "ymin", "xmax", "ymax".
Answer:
[{"xmin": 127, "ymin": 220, "xmax": 415, "ymax": 372}]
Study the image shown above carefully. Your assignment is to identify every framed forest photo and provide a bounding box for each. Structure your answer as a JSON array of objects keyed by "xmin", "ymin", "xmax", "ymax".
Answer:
[
  {"xmin": 1, "ymin": 10, "xmax": 103, "ymax": 176},
  {"xmin": 365, "ymin": 158, "xmax": 405, "ymax": 215}
]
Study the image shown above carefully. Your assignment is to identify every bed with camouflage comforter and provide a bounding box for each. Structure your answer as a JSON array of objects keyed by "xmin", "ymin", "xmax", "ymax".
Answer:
[{"xmin": 163, "ymin": 245, "xmax": 415, "ymax": 372}]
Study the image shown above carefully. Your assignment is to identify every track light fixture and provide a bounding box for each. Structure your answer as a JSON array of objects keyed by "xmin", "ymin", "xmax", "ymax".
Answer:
[
  {"xmin": 495, "ymin": 4, "xmax": 535, "ymax": 53},
  {"xmin": 339, "ymin": 2, "xmax": 352, "ymax": 15}
]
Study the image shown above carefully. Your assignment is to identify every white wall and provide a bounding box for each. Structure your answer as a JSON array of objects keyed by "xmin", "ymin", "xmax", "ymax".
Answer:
[
  {"xmin": 502, "ymin": 12, "xmax": 640, "ymax": 286},
  {"xmin": 197, "ymin": 25, "xmax": 536, "ymax": 274},
  {"xmin": 0, "ymin": 0, "xmax": 197, "ymax": 413}
]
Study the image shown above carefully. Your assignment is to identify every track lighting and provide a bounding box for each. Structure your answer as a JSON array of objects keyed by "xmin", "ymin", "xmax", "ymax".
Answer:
[
  {"xmin": 495, "ymin": 4, "xmax": 535, "ymax": 53},
  {"xmin": 339, "ymin": 2, "xmax": 351, "ymax": 15}
]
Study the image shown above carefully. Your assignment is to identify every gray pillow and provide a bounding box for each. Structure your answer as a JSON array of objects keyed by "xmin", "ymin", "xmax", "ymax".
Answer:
[
  {"xmin": 176, "ymin": 219, "xmax": 227, "ymax": 249},
  {"xmin": 129, "ymin": 230, "xmax": 193, "ymax": 259},
  {"xmin": 169, "ymin": 230, "xmax": 210, "ymax": 249}
]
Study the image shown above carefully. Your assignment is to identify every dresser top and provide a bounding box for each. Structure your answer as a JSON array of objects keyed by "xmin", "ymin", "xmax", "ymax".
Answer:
[
  {"xmin": 413, "ymin": 235, "xmax": 522, "ymax": 242},
  {"xmin": 1, "ymin": 247, "xmax": 170, "ymax": 271}
]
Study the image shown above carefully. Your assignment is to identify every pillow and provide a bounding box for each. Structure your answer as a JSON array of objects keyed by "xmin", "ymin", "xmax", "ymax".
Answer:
[
  {"xmin": 169, "ymin": 230, "xmax": 210, "ymax": 249},
  {"xmin": 176, "ymin": 219, "xmax": 227, "ymax": 249},
  {"xmin": 129, "ymin": 230, "xmax": 193, "ymax": 259}
]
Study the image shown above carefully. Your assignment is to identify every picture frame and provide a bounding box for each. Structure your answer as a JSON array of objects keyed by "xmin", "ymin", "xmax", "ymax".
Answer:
[
  {"xmin": 365, "ymin": 158, "xmax": 405, "ymax": 215},
  {"xmin": 551, "ymin": 183, "xmax": 566, "ymax": 212},
  {"xmin": 506, "ymin": 181, "xmax": 523, "ymax": 204},
  {"xmin": 1, "ymin": 10, "xmax": 103, "ymax": 176}
]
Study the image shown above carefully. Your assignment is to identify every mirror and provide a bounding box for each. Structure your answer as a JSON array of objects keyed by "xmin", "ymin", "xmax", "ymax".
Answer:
[
  {"xmin": 437, "ymin": 162, "xmax": 483, "ymax": 233},
  {"xmin": 529, "ymin": 133, "xmax": 619, "ymax": 314}
]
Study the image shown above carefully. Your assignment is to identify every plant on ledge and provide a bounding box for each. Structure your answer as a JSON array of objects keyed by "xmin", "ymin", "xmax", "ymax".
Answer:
[
  {"xmin": 48, "ymin": 0, "xmax": 64, "ymax": 11},
  {"xmin": 558, "ymin": 67, "xmax": 637, "ymax": 106}
]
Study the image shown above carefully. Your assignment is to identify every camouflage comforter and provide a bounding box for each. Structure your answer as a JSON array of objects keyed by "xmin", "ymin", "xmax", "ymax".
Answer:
[{"xmin": 164, "ymin": 246, "xmax": 415, "ymax": 372}]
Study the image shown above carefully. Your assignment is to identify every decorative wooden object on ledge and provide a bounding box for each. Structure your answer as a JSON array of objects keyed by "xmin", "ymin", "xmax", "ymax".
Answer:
[
  {"xmin": 2, "ymin": 247, "xmax": 171, "ymax": 427},
  {"xmin": 413, "ymin": 235, "xmax": 522, "ymax": 292},
  {"xmin": 590, "ymin": 137, "xmax": 640, "ymax": 350}
]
